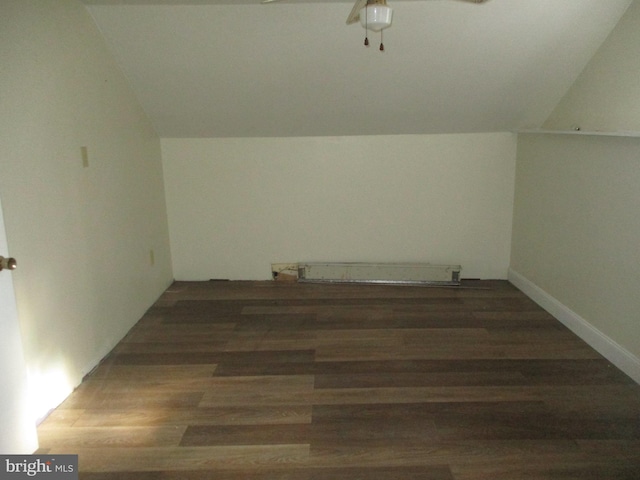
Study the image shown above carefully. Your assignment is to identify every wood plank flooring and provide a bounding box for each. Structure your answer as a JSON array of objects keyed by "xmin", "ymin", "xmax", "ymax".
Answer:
[{"xmin": 37, "ymin": 280, "xmax": 640, "ymax": 479}]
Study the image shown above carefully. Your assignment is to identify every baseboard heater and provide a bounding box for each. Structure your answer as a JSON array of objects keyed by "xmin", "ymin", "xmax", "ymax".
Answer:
[{"xmin": 297, "ymin": 262, "xmax": 461, "ymax": 286}]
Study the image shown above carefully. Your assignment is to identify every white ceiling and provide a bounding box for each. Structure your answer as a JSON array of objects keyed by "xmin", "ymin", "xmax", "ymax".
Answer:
[{"xmin": 82, "ymin": 0, "xmax": 632, "ymax": 137}]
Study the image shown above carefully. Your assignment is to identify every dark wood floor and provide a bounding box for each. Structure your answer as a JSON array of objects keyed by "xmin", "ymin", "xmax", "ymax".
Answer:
[{"xmin": 37, "ymin": 280, "xmax": 640, "ymax": 479}]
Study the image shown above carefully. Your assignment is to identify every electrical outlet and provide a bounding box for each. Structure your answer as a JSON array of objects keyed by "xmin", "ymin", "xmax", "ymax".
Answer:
[{"xmin": 149, "ymin": 249, "xmax": 155, "ymax": 266}]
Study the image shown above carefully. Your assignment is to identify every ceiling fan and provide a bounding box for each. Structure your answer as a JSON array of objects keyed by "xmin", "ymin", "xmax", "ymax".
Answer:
[
  {"xmin": 262, "ymin": 0, "xmax": 491, "ymax": 51},
  {"xmin": 345, "ymin": 0, "xmax": 490, "ymax": 50},
  {"xmin": 347, "ymin": 0, "xmax": 489, "ymax": 27}
]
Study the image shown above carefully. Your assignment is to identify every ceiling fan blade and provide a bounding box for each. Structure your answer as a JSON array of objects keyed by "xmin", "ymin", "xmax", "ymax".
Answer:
[{"xmin": 347, "ymin": 0, "xmax": 368, "ymax": 25}]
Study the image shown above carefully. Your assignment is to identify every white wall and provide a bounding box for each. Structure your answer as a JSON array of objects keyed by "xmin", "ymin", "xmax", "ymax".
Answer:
[
  {"xmin": 511, "ymin": 1, "xmax": 640, "ymax": 383},
  {"xmin": 544, "ymin": 0, "xmax": 640, "ymax": 133},
  {"xmin": 162, "ymin": 133, "xmax": 517, "ymax": 281},
  {"xmin": 510, "ymin": 133, "xmax": 640, "ymax": 380},
  {"xmin": 0, "ymin": 0, "xmax": 173, "ymax": 428}
]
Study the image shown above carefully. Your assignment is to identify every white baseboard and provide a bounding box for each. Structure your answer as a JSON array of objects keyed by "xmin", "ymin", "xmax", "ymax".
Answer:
[{"xmin": 508, "ymin": 268, "xmax": 640, "ymax": 385}]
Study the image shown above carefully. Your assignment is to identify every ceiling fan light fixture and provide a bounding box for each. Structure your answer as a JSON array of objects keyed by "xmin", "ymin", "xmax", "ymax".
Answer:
[{"xmin": 360, "ymin": 4, "xmax": 393, "ymax": 32}]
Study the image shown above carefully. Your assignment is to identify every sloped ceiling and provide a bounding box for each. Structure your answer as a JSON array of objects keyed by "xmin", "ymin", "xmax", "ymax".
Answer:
[{"xmin": 82, "ymin": 0, "xmax": 632, "ymax": 137}]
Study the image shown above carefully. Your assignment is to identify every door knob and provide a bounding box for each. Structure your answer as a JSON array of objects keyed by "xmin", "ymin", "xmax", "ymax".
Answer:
[{"xmin": 0, "ymin": 256, "xmax": 17, "ymax": 271}]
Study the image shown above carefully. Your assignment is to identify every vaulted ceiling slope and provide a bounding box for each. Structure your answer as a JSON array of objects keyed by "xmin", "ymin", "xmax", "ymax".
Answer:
[{"xmin": 82, "ymin": 0, "xmax": 632, "ymax": 137}]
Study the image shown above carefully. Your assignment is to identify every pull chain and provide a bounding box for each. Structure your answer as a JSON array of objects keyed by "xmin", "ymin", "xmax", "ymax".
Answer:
[
  {"xmin": 379, "ymin": 30, "xmax": 384, "ymax": 51},
  {"xmin": 364, "ymin": 4, "xmax": 369, "ymax": 46}
]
